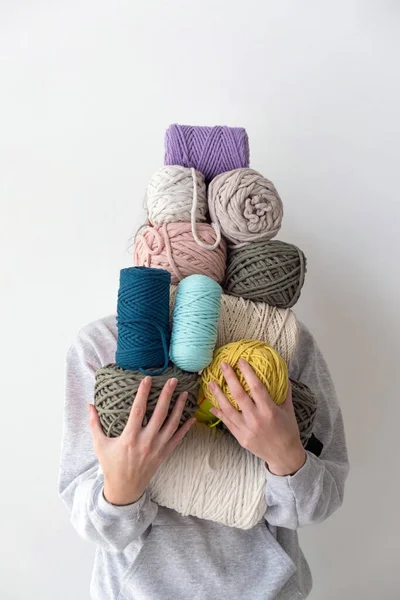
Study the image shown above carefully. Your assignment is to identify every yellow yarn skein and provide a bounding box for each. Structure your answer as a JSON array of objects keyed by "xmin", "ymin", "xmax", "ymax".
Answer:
[{"xmin": 201, "ymin": 340, "xmax": 288, "ymax": 410}]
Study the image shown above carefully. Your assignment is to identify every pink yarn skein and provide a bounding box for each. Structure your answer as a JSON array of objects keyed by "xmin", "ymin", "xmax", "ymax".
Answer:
[{"xmin": 134, "ymin": 223, "xmax": 227, "ymax": 285}]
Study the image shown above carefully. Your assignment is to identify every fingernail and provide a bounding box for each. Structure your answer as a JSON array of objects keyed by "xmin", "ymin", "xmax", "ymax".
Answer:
[
  {"xmin": 143, "ymin": 376, "xmax": 151, "ymax": 384},
  {"xmin": 220, "ymin": 362, "xmax": 228, "ymax": 371},
  {"xmin": 238, "ymin": 358, "xmax": 246, "ymax": 367},
  {"xmin": 208, "ymin": 381, "xmax": 216, "ymax": 391},
  {"xmin": 181, "ymin": 391, "xmax": 188, "ymax": 400},
  {"xmin": 169, "ymin": 377, "xmax": 178, "ymax": 387}
]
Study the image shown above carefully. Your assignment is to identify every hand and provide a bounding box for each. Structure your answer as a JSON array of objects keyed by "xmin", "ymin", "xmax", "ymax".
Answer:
[
  {"xmin": 89, "ymin": 376, "xmax": 197, "ymax": 505},
  {"xmin": 208, "ymin": 360, "xmax": 306, "ymax": 476}
]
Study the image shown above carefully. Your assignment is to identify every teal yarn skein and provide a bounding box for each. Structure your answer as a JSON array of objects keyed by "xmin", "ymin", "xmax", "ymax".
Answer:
[
  {"xmin": 170, "ymin": 274, "xmax": 222, "ymax": 372},
  {"xmin": 116, "ymin": 266, "xmax": 171, "ymax": 375}
]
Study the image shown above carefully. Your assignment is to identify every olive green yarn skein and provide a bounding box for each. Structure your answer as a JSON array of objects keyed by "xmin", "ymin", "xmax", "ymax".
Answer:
[
  {"xmin": 224, "ymin": 239, "xmax": 306, "ymax": 308},
  {"xmin": 94, "ymin": 363, "xmax": 199, "ymax": 437}
]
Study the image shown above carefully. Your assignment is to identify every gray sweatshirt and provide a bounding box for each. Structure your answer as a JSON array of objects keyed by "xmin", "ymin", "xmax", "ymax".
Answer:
[{"xmin": 58, "ymin": 315, "xmax": 349, "ymax": 600}]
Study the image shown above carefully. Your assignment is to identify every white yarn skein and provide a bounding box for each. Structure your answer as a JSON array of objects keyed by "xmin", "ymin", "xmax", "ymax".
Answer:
[
  {"xmin": 146, "ymin": 166, "xmax": 207, "ymax": 224},
  {"xmin": 169, "ymin": 286, "xmax": 299, "ymax": 364},
  {"xmin": 145, "ymin": 166, "xmax": 221, "ymax": 250},
  {"xmin": 148, "ymin": 422, "xmax": 267, "ymax": 529}
]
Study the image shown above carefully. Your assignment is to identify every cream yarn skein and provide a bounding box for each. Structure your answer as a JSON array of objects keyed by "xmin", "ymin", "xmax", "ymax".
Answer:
[{"xmin": 148, "ymin": 422, "xmax": 267, "ymax": 529}]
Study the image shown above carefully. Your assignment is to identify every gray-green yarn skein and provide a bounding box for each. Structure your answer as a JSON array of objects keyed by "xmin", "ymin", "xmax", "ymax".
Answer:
[
  {"xmin": 224, "ymin": 239, "xmax": 306, "ymax": 308},
  {"xmin": 290, "ymin": 379, "xmax": 318, "ymax": 446},
  {"xmin": 94, "ymin": 363, "xmax": 199, "ymax": 437}
]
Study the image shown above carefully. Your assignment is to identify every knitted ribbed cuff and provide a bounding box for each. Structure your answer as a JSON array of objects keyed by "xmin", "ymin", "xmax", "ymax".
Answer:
[
  {"xmin": 264, "ymin": 451, "xmax": 312, "ymax": 488},
  {"xmin": 94, "ymin": 484, "xmax": 148, "ymax": 520}
]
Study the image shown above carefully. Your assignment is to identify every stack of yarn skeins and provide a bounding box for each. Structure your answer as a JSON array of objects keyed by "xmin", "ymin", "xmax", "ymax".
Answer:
[{"xmin": 94, "ymin": 124, "xmax": 318, "ymax": 530}]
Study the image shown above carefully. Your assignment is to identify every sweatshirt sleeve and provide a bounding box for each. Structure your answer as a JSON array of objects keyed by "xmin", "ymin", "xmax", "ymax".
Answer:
[
  {"xmin": 58, "ymin": 328, "xmax": 158, "ymax": 552},
  {"xmin": 264, "ymin": 323, "xmax": 349, "ymax": 530}
]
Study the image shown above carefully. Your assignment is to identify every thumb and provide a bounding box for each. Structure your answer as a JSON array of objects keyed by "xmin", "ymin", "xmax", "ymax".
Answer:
[{"xmin": 88, "ymin": 404, "xmax": 105, "ymax": 445}]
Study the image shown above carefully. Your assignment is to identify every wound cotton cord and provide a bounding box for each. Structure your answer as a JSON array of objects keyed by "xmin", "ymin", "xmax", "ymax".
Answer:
[
  {"xmin": 224, "ymin": 239, "xmax": 307, "ymax": 308},
  {"xmin": 201, "ymin": 340, "xmax": 289, "ymax": 410},
  {"xmin": 164, "ymin": 124, "xmax": 250, "ymax": 183},
  {"xmin": 170, "ymin": 275, "xmax": 222, "ymax": 372},
  {"xmin": 116, "ymin": 266, "xmax": 171, "ymax": 374},
  {"xmin": 208, "ymin": 168, "xmax": 284, "ymax": 246},
  {"xmin": 148, "ymin": 422, "xmax": 267, "ymax": 529},
  {"xmin": 94, "ymin": 363, "xmax": 199, "ymax": 437},
  {"xmin": 134, "ymin": 223, "xmax": 227, "ymax": 285},
  {"xmin": 290, "ymin": 379, "xmax": 318, "ymax": 446}
]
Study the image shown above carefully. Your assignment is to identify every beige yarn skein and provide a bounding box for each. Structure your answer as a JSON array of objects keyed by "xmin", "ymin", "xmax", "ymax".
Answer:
[{"xmin": 208, "ymin": 168, "xmax": 283, "ymax": 246}]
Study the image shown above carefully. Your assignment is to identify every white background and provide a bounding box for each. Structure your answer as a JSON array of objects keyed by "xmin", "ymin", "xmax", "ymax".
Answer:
[{"xmin": 1, "ymin": 1, "xmax": 399, "ymax": 598}]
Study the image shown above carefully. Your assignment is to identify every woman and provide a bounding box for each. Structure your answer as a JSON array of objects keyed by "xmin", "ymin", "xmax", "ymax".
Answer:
[{"xmin": 58, "ymin": 315, "xmax": 349, "ymax": 599}]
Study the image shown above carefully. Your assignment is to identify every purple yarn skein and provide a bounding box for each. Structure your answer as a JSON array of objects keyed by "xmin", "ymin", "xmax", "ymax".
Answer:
[{"xmin": 164, "ymin": 124, "xmax": 250, "ymax": 183}]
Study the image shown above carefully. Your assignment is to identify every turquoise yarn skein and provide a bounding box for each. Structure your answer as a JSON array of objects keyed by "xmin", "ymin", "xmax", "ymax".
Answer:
[
  {"xmin": 116, "ymin": 266, "xmax": 171, "ymax": 374},
  {"xmin": 170, "ymin": 274, "xmax": 222, "ymax": 372}
]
